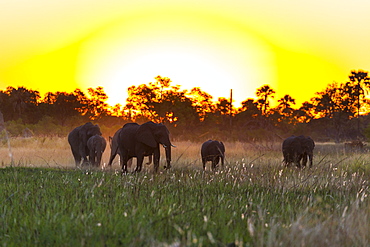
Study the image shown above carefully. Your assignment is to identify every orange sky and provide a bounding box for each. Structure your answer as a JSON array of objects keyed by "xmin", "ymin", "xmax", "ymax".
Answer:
[{"xmin": 1, "ymin": 0, "xmax": 369, "ymax": 107}]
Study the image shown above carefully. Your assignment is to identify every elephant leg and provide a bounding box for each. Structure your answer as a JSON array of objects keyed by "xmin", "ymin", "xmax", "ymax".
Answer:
[
  {"xmin": 72, "ymin": 149, "xmax": 81, "ymax": 167},
  {"xmin": 146, "ymin": 155, "xmax": 152, "ymax": 165},
  {"xmin": 211, "ymin": 157, "xmax": 217, "ymax": 171},
  {"xmin": 96, "ymin": 153, "xmax": 102, "ymax": 167},
  {"xmin": 121, "ymin": 159, "xmax": 128, "ymax": 173},
  {"xmin": 89, "ymin": 150, "xmax": 95, "ymax": 166},
  {"xmin": 202, "ymin": 158, "xmax": 207, "ymax": 170},
  {"xmin": 302, "ymin": 154, "xmax": 308, "ymax": 167},
  {"xmin": 107, "ymin": 153, "xmax": 117, "ymax": 166},
  {"xmin": 309, "ymin": 154, "xmax": 313, "ymax": 168},
  {"xmin": 283, "ymin": 152, "xmax": 289, "ymax": 166},
  {"xmin": 121, "ymin": 153, "xmax": 129, "ymax": 174},
  {"xmin": 293, "ymin": 154, "xmax": 300, "ymax": 168},
  {"xmin": 153, "ymin": 149, "xmax": 161, "ymax": 173},
  {"xmin": 214, "ymin": 156, "xmax": 220, "ymax": 170},
  {"xmin": 135, "ymin": 155, "xmax": 145, "ymax": 172},
  {"xmin": 153, "ymin": 159, "xmax": 159, "ymax": 173},
  {"xmin": 297, "ymin": 155, "xmax": 303, "ymax": 168}
]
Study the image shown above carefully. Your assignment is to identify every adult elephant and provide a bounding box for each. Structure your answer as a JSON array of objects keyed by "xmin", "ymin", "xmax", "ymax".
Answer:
[
  {"xmin": 118, "ymin": 121, "xmax": 174, "ymax": 173},
  {"xmin": 68, "ymin": 122, "xmax": 102, "ymax": 166},
  {"xmin": 87, "ymin": 135, "xmax": 106, "ymax": 167},
  {"xmin": 107, "ymin": 127, "xmax": 152, "ymax": 168},
  {"xmin": 282, "ymin": 135, "xmax": 315, "ymax": 168},
  {"xmin": 201, "ymin": 140, "xmax": 225, "ymax": 171}
]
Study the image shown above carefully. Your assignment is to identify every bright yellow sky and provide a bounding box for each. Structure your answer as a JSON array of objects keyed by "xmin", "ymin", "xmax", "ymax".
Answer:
[{"xmin": 1, "ymin": 0, "xmax": 369, "ymax": 107}]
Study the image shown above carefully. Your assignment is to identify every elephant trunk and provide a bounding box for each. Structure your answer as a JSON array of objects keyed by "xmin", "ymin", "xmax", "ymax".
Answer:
[
  {"xmin": 96, "ymin": 152, "xmax": 103, "ymax": 167},
  {"xmin": 164, "ymin": 145, "xmax": 171, "ymax": 169}
]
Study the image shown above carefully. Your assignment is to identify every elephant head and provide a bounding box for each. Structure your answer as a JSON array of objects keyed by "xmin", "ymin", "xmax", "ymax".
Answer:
[
  {"xmin": 136, "ymin": 121, "xmax": 173, "ymax": 171},
  {"xmin": 299, "ymin": 136, "xmax": 315, "ymax": 167},
  {"xmin": 87, "ymin": 135, "xmax": 106, "ymax": 167}
]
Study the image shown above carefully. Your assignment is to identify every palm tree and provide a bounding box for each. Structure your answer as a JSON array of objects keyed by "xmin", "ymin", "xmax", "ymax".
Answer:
[
  {"xmin": 348, "ymin": 70, "xmax": 370, "ymax": 136},
  {"xmin": 256, "ymin": 85, "xmax": 276, "ymax": 116},
  {"xmin": 278, "ymin": 94, "xmax": 296, "ymax": 116}
]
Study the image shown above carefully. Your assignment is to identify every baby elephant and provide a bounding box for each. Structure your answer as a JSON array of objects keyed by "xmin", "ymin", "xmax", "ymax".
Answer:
[
  {"xmin": 201, "ymin": 140, "xmax": 225, "ymax": 171},
  {"xmin": 87, "ymin": 135, "xmax": 107, "ymax": 167}
]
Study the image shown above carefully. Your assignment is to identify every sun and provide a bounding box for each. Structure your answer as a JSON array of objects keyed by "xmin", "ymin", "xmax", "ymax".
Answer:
[{"xmin": 76, "ymin": 8, "xmax": 277, "ymax": 107}]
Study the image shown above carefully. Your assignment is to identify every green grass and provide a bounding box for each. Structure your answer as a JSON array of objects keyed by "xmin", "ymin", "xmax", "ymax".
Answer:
[
  {"xmin": 1, "ymin": 161, "xmax": 369, "ymax": 246},
  {"xmin": 0, "ymin": 139, "xmax": 369, "ymax": 246}
]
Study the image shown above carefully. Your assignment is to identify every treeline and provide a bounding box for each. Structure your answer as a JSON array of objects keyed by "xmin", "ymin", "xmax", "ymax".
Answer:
[{"xmin": 1, "ymin": 72, "xmax": 370, "ymax": 142}]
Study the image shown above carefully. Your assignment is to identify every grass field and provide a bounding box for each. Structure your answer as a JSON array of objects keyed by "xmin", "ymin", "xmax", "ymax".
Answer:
[{"xmin": 1, "ymin": 138, "xmax": 369, "ymax": 246}]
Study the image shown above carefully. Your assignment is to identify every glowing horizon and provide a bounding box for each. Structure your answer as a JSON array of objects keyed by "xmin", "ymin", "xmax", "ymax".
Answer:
[{"xmin": 0, "ymin": 0, "xmax": 369, "ymax": 107}]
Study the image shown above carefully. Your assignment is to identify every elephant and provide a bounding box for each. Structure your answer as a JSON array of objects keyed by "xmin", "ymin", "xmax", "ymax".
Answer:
[
  {"xmin": 68, "ymin": 122, "xmax": 102, "ymax": 166},
  {"xmin": 107, "ymin": 127, "xmax": 152, "ymax": 168},
  {"xmin": 118, "ymin": 121, "xmax": 174, "ymax": 173},
  {"xmin": 201, "ymin": 140, "xmax": 225, "ymax": 171},
  {"xmin": 87, "ymin": 134, "xmax": 106, "ymax": 167},
  {"xmin": 282, "ymin": 135, "xmax": 315, "ymax": 168}
]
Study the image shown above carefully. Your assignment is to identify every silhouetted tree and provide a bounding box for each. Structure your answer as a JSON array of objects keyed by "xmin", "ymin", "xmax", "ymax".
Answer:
[
  {"xmin": 276, "ymin": 94, "xmax": 296, "ymax": 124},
  {"xmin": 295, "ymin": 101, "xmax": 315, "ymax": 123},
  {"xmin": 234, "ymin": 98, "xmax": 261, "ymax": 133},
  {"xmin": 40, "ymin": 91, "xmax": 84, "ymax": 126},
  {"xmin": 347, "ymin": 70, "xmax": 370, "ymax": 136},
  {"xmin": 0, "ymin": 90, "xmax": 11, "ymax": 121},
  {"xmin": 187, "ymin": 87, "xmax": 215, "ymax": 121},
  {"xmin": 239, "ymin": 99, "xmax": 261, "ymax": 118},
  {"xmin": 256, "ymin": 85, "xmax": 275, "ymax": 116},
  {"xmin": 5, "ymin": 87, "xmax": 40, "ymax": 123},
  {"xmin": 125, "ymin": 76, "xmax": 199, "ymax": 127},
  {"xmin": 125, "ymin": 83, "xmax": 158, "ymax": 120},
  {"xmin": 310, "ymin": 82, "xmax": 357, "ymax": 141},
  {"xmin": 86, "ymin": 87, "xmax": 109, "ymax": 120}
]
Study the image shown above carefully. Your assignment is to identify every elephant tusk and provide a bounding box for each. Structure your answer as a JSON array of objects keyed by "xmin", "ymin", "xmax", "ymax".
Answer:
[
  {"xmin": 171, "ymin": 144, "xmax": 176, "ymax": 147},
  {"xmin": 162, "ymin": 144, "xmax": 167, "ymax": 148}
]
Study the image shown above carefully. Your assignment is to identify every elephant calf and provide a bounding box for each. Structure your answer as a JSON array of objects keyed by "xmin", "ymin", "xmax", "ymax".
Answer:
[
  {"xmin": 201, "ymin": 140, "xmax": 225, "ymax": 171},
  {"xmin": 282, "ymin": 135, "xmax": 315, "ymax": 168},
  {"xmin": 87, "ymin": 135, "xmax": 106, "ymax": 167}
]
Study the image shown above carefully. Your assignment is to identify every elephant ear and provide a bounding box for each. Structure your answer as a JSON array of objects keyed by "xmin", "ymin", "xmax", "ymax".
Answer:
[
  {"xmin": 79, "ymin": 123, "xmax": 92, "ymax": 142},
  {"xmin": 220, "ymin": 142, "xmax": 225, "ymax": 152},
  {"xmin": 136, "ymin": 122, "xmax": 157, "ymax": 148},
  {"xmin": 307, "ymin": 136, "xmax": 315, "ymax": 148}
]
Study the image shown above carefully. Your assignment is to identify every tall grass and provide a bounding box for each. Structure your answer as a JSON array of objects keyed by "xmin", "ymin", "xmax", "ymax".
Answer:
[{"xmin": 0, "ymin": 138, "xmax": 369, "ymax": 246}]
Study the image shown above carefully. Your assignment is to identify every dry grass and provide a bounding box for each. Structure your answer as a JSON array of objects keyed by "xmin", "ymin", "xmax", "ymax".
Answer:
[
  {"xmin": 1, "ymin": 137, "xmax": 369, "ymax": 171},
  {"xmin": 1, "ymin": 137, "xmax": 369, "ymax": 246}
]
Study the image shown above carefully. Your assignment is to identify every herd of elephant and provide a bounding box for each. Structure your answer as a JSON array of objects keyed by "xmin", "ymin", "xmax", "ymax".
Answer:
[{"xmin": 67, "ymin": 121, "xmax": 315, "ymax": 173}]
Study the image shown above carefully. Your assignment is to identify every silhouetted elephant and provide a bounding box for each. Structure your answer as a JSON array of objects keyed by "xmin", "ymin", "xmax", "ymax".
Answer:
[
  {"xmin": 68, "ymin": 122, "xmax": 102, "ymax": 166},
  {"xmin": 118, "ymin": 121, "xmax": 174, "ymax": 173},
  {"xmin": 201, "ymin": 140, "xmax": 225, "ymax": 171},
  {"xmin": 107, "ymin": 127, "xmax": 152, "ymax": 168},
  {"xmin": 87, "ymin": 135, "xmax": 106, "ymax": 167},
  {"xmin": 282, "ymin": 135, "xmax": 315, "ymax": 168}
]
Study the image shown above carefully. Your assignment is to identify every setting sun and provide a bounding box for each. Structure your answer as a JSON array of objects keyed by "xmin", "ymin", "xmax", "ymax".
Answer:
[
  {"xmin": 1, "ymin": 0, "xmax": 369, "ymax": 107},
  {"xmin": 77, "ymin": 9, "xmax": 276, "ymax": 106}
]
